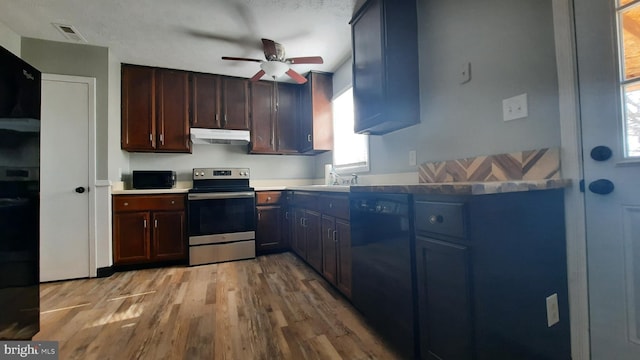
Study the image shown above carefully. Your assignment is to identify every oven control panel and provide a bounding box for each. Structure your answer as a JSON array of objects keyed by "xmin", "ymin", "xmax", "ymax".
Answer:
[{"xmin": 192, "ymin": 168, "xmax": 250, "ymax": 180}]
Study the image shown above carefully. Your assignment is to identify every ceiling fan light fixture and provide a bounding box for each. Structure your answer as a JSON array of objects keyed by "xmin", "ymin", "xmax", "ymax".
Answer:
[{"xmin": 260, "ymin": 61, "xmax": 289, "ymax": 78}]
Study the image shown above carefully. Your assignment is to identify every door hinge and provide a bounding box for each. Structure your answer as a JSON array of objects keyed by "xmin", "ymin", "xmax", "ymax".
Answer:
[{"xmin": 579, "ymin": 179, "xmax": 585, "ymax": 193}]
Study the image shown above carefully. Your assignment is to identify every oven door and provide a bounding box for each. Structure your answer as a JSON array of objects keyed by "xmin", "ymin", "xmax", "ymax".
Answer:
[{"xmin": 188, "ymin": 191, "xmax": 255, "ymax": 239}]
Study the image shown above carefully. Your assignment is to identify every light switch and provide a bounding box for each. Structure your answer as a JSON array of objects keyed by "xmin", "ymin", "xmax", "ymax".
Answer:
[
  {"xmin": 502, "ymin": 93, "xmax": 528, "ymax": 121},
  {"xmin": 409, "ymin": 150, "xmax": 417, "ymax": 166}
]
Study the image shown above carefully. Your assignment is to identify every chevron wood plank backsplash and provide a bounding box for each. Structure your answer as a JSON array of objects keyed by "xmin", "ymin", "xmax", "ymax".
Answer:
[{"xmin": 418, "ymin": 148, "xmax": 560, "ymax": 183}]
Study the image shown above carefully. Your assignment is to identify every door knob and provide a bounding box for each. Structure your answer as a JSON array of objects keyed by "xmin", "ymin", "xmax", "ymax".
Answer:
[
  {"xmin": 590, "ymin": 146, "xmax": 612, "ymax": 161},
  {"xmin": 75, "ymin": 186, "xmax": 86, "ymax": 194},
  {"xmin": 588, "ymin": 179, "xmax": 614, "ymax": 195}
]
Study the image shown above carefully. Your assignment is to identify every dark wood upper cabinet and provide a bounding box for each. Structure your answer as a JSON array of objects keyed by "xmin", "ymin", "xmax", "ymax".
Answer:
[
  {"xmin": 191, "ymin": 73, "xmax": 249, "ymax": 131},
  {"xmin": 299, "ymin": 71, "xmax": 333, "ymax": 153},
  {"xmin": 276, "ymin": 83, "xmax": 300, "ymax": 153},
  {"xmin": 191, "ymin": 73, "xmax": 221, "ymax": 129},
  {"xmin": 221, "ymin": 76, "xmax": 250, "ymax": 130},
  {"xmin": 156, "ymin": 69, "xmax": 191, "ymax": 152},
  {"xmin": 249, "ymin": 81, "xmax": 275, "ymax": 153},
  {"xmin": 121, "ymin": 65, "xmax": 156, "ymax": 151},
  {"xmin": 249, "ymin": 81, "xmax": 300, "ymax": 154},
  {"xmin": 121, "ymin": 64, "xmax": 191, "ymax": 153},
  {"xmin": 350, "ymin": 0, "xmax": 420, "ymax": 135}
]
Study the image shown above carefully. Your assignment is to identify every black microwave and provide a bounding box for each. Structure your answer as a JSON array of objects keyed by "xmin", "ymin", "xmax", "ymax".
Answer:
[{"xmin": 132, "ymin": 170, "xmax": 176, "ymax": 189}]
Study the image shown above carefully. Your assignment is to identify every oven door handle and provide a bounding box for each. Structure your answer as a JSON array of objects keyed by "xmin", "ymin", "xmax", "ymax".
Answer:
[{"xmin": 188, "ymin": 192, "xmax": 255, "ymax": 200}]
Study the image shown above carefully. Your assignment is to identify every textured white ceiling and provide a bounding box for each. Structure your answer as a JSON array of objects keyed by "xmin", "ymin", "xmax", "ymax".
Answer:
[{"xmin": 0, "ymin": 0, "xmax": 363, "ymax": 80}]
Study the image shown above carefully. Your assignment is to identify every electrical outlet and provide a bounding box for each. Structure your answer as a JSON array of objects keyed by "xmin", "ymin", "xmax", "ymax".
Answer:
[
  {"xmin": 502, "ymin": 93, "xmax": 528, "ymax": 121},
  {"xmin": 409, "ymin": 150, "xmax": 417, "ymax": 166},
  {"xmin": 546, "ymin": 293, "xmax": 560, "ymax": 327}
]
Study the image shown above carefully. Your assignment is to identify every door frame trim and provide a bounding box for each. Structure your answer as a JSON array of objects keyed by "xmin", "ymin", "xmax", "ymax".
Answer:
[
  {"xmin": 42, "ymin": 73, "xmax": 97, "ymax": 278},
  {"xmin": 552, "ymin": 1, "xmax": 590, "ymax": 359}
]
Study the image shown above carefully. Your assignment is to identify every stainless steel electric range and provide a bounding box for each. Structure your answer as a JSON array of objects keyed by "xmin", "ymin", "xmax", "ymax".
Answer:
[{"xmin": 188, "ymin": 168, "xmax": 255, "ymax": 266}]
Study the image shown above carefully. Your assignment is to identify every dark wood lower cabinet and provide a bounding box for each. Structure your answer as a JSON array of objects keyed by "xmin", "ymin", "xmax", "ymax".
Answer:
[
  {"xmin": 288, "ymin": 191, "xmax": 351, "ymax": 299},
  {"xmin": 321, "ymin": 215, "xmax": 352, "ymax": 298},
  {"xmin": 335, "ymin": 218, "xmax": 352, "ymax": 298},
  {"xmin": 255, "ymin": 191, "xmax": 289, "ymax": 254},
  {"xmin": 153, "ymin": 211, "xmax": 186, "ymax": 261},
  {"xmin": 304, "ymin": 210, "xmax": 322, "ymax": 272},
  {"xmin": 113, "ymin": 211, "xmax": 151, "ymax": 263},
  {"xmin": 256, "ymin": 205, "xmax": 285, "ymax": 252},
  {"xmin": 416, "ymin": 236, "xmax": 473, "ymax": 360},
  {"xmin": 321, "ymin": 215, "xmax": 338, "ymax": 284},
  {"xmin": 112, "ymin": 194, "xmax": 187, "ymax": 266},
  {"xmin": 293, "ymin": 208, "xmax": 307, "ymax": 258},
  {"xmin": 414, "ymin": 190, "xmax": 571, "ymax": 360}
]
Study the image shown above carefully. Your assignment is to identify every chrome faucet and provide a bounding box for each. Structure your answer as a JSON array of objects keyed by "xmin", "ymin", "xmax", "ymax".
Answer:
[{"xmin": 351, "ymin": 174, "xmax": 358, "ymax": 185}]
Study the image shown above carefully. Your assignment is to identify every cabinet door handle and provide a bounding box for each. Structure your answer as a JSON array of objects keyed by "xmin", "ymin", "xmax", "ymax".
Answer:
[
  {"xmin": 329, "ymin": 202, "xmax": 333, "ymax": 208},
  {"xmin": 307, "ymin": 134, "xmax": 312, "ymax": 143},
  {"xmin": 149, "ymin": 134, "xmax": 153, "ymax": 143},
  {"xmin": 333, "ymin": 230, "xmax": 337, "ymax": 242},
  {"xmin": 154, "ymin": 219, "xmax": 158, "ymax": 228},
  {"xmin": 267, "ymin": 196, "xmax": 272, "ymax": 202},
  {"xmin": 171, "ymin": 200, "xmax": 175, "ymax": 205},
  {"xmin": 224, "ymin": 114, "xmax": 228, "ymax": 127},
  {"xmin": 160, "ymin": 133, "xmax": 164, "ymax": 145},
  {"xmin": 257, "ymin": 211, "xmax": 261, "ymax": 221},
  {"xmin": 143, "ymin": 219, "xmax": 147, "ymax": 228},
  {"xmin": 285, "ymin": 211, "xmax": 289, "ymax": 220},
  {"xmin": 327, "ymin": 228, "xmax": 333, "ymax": 239},
  {"xmin": 216, "ymin": 113, "xmax": 220, "ymax": 124}
]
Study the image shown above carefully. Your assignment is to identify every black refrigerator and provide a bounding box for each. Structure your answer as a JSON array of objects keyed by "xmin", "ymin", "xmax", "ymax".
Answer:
[{"xmin": 0, "ymin": 45, "xmax": 41, "ymax": 340}]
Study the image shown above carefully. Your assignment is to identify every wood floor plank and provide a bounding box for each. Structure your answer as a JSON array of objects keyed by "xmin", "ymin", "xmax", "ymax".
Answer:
[{"xmin": 33, "ymin": 252, "xmax": 401, "ymax": 359}]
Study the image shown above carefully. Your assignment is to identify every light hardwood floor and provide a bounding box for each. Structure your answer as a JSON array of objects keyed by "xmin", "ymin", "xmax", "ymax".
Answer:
[{"xmin": 34, "ymin": 252, "xmax": 401, "ymax": 359}]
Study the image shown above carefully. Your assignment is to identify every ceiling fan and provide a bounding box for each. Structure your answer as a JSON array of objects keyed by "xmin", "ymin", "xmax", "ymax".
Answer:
[{"xmin": 222, "ymin": 38, "xmax": 323, "ymax": 84}]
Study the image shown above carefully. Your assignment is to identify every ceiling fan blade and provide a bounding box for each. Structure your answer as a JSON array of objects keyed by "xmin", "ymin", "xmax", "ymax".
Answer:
[
  {"xmin": 250, "ymin": 70, "xmax": 266, "ymax": 82},
  {"xmin": 286, "ymin": 68, "xmax": 307, "ymax": 84},
  {"xmin": 262, "ymin": 38, "xmax": 279, "ymax": 60},
  {"xmin": 286, "ymin": 56, "xmax": 324, "ymax": 65},
  {"xmin": 221, "ymin": 56, "xmax": 263, "ymax": 63}
]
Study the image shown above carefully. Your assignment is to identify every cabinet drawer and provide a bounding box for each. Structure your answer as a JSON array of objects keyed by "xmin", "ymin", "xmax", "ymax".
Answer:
[
  {"xmin": 256, "ymin": 191, "xmax": 283, "ymax": 205},
  {"xmin": 414, "ymin": 201, "xmax": 466, "ymax": 238},
  {"xmin": 291, "ymin": 192, "xmax": 319, "ymax": 210},
  {"xmin": 113, "ymin": 194, "xmax": 185, "ymax": 212},
  {"xmin": 320, "ymin": 195, "xmax": 349, "ymax": 219}
]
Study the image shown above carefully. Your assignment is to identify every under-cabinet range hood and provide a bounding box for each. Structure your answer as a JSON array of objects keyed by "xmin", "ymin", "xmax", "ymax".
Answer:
[{"xmin": 190, "ymin": 128, "xmax": 250, "ymax": 145}]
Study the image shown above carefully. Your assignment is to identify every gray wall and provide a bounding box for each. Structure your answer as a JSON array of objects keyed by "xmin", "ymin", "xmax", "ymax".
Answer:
[
  {"xmin": 0, "ymin": 20, "xmax": 20, "ymax": 56},
  {"xmin": 316, "ymin": 0, "xmax": 560, "ymax": 178},
  {"xmin": 129, "ymin": 145, "xmax": 316, "ymax": 181},
  {"xmin": 108, "ymin": 49, "xmax": 129, "ymax": 181},
  {"xmin": 21, "ymin": 38, "xmax": 111, "ymax": 179}
]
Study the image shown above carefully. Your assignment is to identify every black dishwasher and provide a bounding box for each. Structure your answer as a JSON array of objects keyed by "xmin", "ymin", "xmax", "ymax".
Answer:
[{"xmin": 350, "ymin": 193, "xmax": 417, "ymax": 359}]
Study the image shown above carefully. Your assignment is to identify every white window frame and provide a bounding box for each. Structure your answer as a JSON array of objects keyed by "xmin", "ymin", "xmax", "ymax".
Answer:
[
  {"xmin": 332, "ymin": 87, "xmax": 369, "ymax": 174},
  {"xmin": 617, "ymin": 0, "xmax": 640, "ymax": 158}
]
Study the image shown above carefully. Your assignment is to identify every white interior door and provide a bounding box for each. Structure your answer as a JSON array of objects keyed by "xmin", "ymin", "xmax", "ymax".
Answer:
[
  {"xmin": 40, "ymin": 75, "xmax": 94, "ymax": 282},
  {"xmin": 575, "ymin": 0, "xmax": 640, "ymax": 358}
]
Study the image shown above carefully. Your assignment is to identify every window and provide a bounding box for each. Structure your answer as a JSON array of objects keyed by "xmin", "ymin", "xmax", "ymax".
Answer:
[
  {"xmin": 332, "ymin": 88, "xmax": 369, "ymax": 173},
  {"xmin": 618, "ymin": 0, "xmax": 640, "ymax": 157}
]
